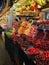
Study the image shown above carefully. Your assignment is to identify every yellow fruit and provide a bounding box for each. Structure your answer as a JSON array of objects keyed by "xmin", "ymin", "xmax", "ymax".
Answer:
[
  {"xmin": 31, "ymin": 1, "xmax": 36, "ymax": 6},
  {"xmin": 26, "ymin": 6, "xmax": 30, "ymax": 11},
  {"xmin": 24, "ymin": 26, "xmax": 31, "ymax": 35},
  {"xmin": 36, "ymin": 0, "xmax": 46, "ymax": 6},
  {"xmin": 18, "ymin": 27, "xmax": 23, "ymax": 34},
  {"xmin": 41, "ymin": 0, "xmax": 46, "ymax": 6},
  {"xmin": 21, "ymin": 21, "xmax": 26, "ymax": 26},
  {"xmin": 24, "ymin": 29, "xmax": 30, "ymax": 35},
  {"xmin": 26, "ymin": 23, "xmax": 31, "ymax": 28}
]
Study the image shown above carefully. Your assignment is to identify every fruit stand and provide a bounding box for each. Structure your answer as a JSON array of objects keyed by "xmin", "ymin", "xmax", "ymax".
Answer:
[
  {"xmin": 4, "ymin": 0, "xmax": 49, "ymax": 65},
  {"xmin": 5, "ymin": 19, "xmax": 49, "ymax": 65}
]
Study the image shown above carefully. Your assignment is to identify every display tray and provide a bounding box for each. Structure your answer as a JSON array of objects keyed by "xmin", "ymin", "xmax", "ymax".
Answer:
[
  {"xmin": 16, "ymin": 15, "xmax": 39, "ymax": 17},
  {"xmin": 16, "ymin": 15, "xmax": 40, "ymax": 21},
  {"xmin": 16, "ymin": 15, "xmax": 34, "ymax": 17}
]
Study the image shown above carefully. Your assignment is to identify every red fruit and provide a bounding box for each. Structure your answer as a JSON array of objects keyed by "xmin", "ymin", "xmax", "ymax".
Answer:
[
  {"xmin": 20, "ymin": 10, "xmax": 24, "ymax": 14},
  {"xmin": 30, "ymin": 5, "xmax": 34, "ymax": 10}
]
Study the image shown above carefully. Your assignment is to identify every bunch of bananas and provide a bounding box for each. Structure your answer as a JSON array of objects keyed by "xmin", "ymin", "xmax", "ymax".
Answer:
[{"xmin": 35, "ymin": 0, "xmax": 46, "ymax": 6}]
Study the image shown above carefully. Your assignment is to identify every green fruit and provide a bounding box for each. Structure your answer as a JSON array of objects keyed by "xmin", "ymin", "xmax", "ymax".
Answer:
[
  {"xmin": 27, "ymin": 1, "xmax": 31, "ymax": 6},
  {"xmin": 6, "ymin": 32, "xmax": 12, "ymax": 36},
  {"xmin": 13, "ymin": 11, "xmax": 16, "ymax": 14},
  {"xmin": 9, "ymin": 30, "xmax": 12, "ymax": 33},
  {"xmin": 15, "ymin": 3, "xmax": 21, "ymax": 7},
  {"xmin": 16, "ymin": 8, "xmax": 21, "ymax": 12},
  {"xmin": 22, "ymin": 6, "xmax": 26, "ymax": 10}
]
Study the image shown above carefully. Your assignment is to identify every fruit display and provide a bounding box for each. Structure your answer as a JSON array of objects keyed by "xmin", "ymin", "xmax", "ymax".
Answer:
[
  {"xmin": 12, "ymin": 21, "xmax": 49, "ymax": 49},
  {"xmin": 28, "ymin": 25, "xmax": 38, "ymax": 37},
  {"xmin": 6, "ymin": 29, "xmax": 15, "ymax": 37},
  {"xmin": 27, "ymin": 48, "xmax": 40, "ymax": 55},
  {"xmin": 17, "ymin": 21, "xmax": 38, "ymax": 36},
  {"xmin": 12, "ymin": 0, "xmax": 42, "ymax": 16},
  {"xmin": 12, "ymin": 0, "xmax": 49, "ymax": 16},
  {"xmin": 4, "ymin": 0, "xmax": 49, "ymax": 65},
  {"xmin": 36, "ymin": 52, "xmax": 49, "ymax": 65},
  {"xmin": 18, "ymin": 21, "xmax": 28, "ymax": 34},
  {"xmin": 11, "ymin": 20, "xmax": 49, "ymax": 65}
]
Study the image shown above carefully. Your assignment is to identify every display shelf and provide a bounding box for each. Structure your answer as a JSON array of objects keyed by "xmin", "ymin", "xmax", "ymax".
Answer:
[
  {"xmin": 16, "ymin": 14, "xmax": 40, "ymax": 18},
  {"xmin": 16, "ymin": 15, "xmax": 34, "ymax": 17}
]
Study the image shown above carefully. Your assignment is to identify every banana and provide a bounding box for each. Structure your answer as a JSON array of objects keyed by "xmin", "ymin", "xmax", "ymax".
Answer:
[
  {"xmin": 41, "ymin": 0, "xmax": 46, "ymax": 6},
  {"xmin": 35, "ymin": 0, "xmax": 46, "ymax": 6},
  {"xmin": 36, "ymin": 0, "xmax": 42, "ymax": 6}
]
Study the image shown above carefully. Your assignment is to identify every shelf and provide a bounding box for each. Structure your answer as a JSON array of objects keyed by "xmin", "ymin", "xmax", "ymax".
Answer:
[
  {"xmin": 16, "ymin": 15, "xmax": 40, "ymax": 19},
  {"xmin": 16, "ymin": 15, "xmax": 34, "ymax": 17}
]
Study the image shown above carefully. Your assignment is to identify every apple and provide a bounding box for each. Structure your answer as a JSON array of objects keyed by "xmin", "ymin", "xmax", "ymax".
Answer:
[
  {"xmin": 22, "ymin": 6, "xmax": 26, "ymax": 10},
  {"xmin": 27, "ymin": 1, "xmax": 31, "ymax": 6},
  {"xmin": 20, "ymin": 9, "xmax": 24, "ymax": 14}
]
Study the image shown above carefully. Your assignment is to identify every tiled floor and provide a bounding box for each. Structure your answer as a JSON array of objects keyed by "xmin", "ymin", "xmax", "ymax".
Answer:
[{"xmin": 0, "ymin": 37, "xmax": 13, "ymax": 65}]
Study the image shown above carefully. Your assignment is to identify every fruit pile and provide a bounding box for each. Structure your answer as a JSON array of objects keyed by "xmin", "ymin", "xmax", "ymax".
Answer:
[
  {"xmin": 11, "ymin": 21, "xmax": 49, "ymax": 65},
  {"xmin": 13, "ymin": 0, "xmax": 43, "ymax": 16},
  {"xmin": 27, "ymin": 48, "xmax": 40, "ymax": 55},
  {"xmin": 27, "ymin": 48, "xmax": 49, "ymax": 65},
  {"xmin": 18, "ymin": 21, "xmax": 38, "ymax": 36},
  {"xmin": 35, "ymin": 40, "xmax": 49, "ymax": 51},
  {"xmin": 12, "ymin": 21, "xmax": 49, "ymax": 50},
  {"xmin": 36, "ymin": 52, "xmax": 49, "ymax": 65},
  {"xmin": 18, "ymin": 21, "xmax": 31, "ymax": 35}
]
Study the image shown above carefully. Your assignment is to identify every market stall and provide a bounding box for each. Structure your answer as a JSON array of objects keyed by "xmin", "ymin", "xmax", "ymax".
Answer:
[
  {"xmin": 0, "ymin": 0, "xmax": 49, "ymax": 65},
  {"xmin": 5, "ymin": 19, "xmax": 49, "ymax": 65}
]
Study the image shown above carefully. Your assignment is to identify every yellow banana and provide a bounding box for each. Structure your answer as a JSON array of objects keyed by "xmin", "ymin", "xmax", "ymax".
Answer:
[
  {"xmin": 36, "ymin": 0, "xmax": 42, "ymax": 6},
  {"xmin": 41, "ymin": 0, "xmax": 46, "ymax": 6},
  {"xmin": 35, "ymin": 0, "xmax": 46, "ymax": 6}
]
